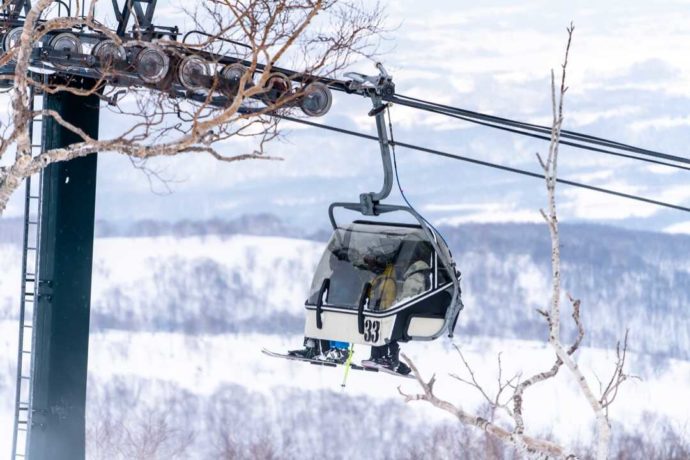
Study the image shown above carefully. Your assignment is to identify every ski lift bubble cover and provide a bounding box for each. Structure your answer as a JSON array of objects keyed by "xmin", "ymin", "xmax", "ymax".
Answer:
[{"xmin": 304, "ymin": 220, "xmax": 455, "ymax": 346}]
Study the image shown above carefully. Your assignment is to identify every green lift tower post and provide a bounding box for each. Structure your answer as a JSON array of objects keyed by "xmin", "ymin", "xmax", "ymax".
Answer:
[
  {"xmin": 6, "ymin": 2, "xmax": 164, "ymax": 457},
  {"xmin": 29, "ymin": 83, "xmax": 100, "ymax": 460}
]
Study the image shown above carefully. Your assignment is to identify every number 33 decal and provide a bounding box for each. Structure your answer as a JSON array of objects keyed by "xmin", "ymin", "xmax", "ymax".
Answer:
[{"xmin": 363, "ymin": 319, "xmax": 381, "ymax": 343}]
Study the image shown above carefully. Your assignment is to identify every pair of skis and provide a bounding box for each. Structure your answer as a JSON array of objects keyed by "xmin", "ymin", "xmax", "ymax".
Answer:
[{"xmin": 262, "ymin": 348, "xmax": 414, "ymax": 382}]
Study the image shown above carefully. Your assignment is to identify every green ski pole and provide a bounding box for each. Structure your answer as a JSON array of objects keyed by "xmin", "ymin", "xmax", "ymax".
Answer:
[{"xmin": 341, "ymin": 344, "xmax": 355, "ymax": 388}]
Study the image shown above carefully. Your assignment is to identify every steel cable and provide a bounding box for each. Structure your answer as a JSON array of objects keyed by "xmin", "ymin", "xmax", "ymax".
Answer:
[{"xmin": 279, "ymin": 115, "xmax": 690, "ymax": 214}]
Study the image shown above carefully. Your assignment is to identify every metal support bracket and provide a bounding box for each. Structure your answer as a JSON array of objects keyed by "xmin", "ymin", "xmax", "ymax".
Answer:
[
  {"xmin": 114, "ymin": 0, "xmax": 156, "ymax": 36},
  {"xmin": 350, "ymin": 64, "xmax": 396, "ymax": 216},
  {"xmin": 112, "ymin": 0, "xmax": 177, "ymax": 39},
  {"xmin": 343, "ymin": 62, "xmax": 395, "ymax": 99},
  {"xmin": 2, "ymin": 0, "xmax": 31, "ymax": 20}
]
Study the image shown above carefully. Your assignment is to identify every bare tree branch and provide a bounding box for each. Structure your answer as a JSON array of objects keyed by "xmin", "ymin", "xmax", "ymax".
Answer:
[
  {"xmin": 399, "ymin": 353, "xmax": 570, "ymax": 459},
  {"xmin": 398, "ymin": 23, "xmax": 631, "ymax": 460},
  {"xmin": 0, "ymin": 0, "xmax": 385, "ymax": 214}
]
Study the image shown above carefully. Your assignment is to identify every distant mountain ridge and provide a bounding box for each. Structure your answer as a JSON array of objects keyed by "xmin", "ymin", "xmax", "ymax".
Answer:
[
  {"xmin": 0, "ymin": 213, "xmax": 320, "ymax": 245},
  {"xmin": 0, "ymin": 215, "xmax": 688, "ymax": 359},
  {"xmin": 95, "ymin": 213, "xmax": 311, "ymax": 239}
]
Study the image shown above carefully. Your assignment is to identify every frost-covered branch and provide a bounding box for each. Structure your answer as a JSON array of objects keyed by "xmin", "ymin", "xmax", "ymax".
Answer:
[
  {"xmin": 399, "ymin": 23, "xmax": 630, "ymax": 460},
  {"xmin": 399, "ymin": 353, "xmax": 568, "ymax": 458}
]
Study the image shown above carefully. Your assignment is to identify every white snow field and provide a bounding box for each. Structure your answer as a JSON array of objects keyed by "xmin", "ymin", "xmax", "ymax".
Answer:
[
  {"xmin": 0, "ymin": 230, "xmax": 689, "ymax": 457},
  {"xmin": 85, "ymin": 330, "xmax": 690, "ymax": 440},
  {"xmin": 1, "ymin": 324, "xmax": 689, "ymax": 456}
]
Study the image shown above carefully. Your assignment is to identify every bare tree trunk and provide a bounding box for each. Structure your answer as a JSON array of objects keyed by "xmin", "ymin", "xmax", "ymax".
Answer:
[
  {"xmin": 537, "ymin": 24, "xmax": 611, "ymax": 460},
  {"xmin": 400, "ymin": 23, "xmax": 630, "ymax": 460}
]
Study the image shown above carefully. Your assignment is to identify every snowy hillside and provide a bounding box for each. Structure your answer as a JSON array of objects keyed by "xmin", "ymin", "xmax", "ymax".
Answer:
[
  {"xmin": 1, "ymin": 220, "xmax": 690, "ymax": 355},
  {"xmin": 89, "ymin": 234, "xmax": 322, "ymax": 334},
  {"xmin": 65, "ymin": 223, "xmax": 690, "ymax": 359},
  {"xmin": 0, "ymin": 323, "xmax": 688, "ymax": 458},
  {"xmin": 445, "ymin": 223, "xmax": 690, "ymax": 359},
  {"xmin": 88, "ymin": 225, "xmax": 690, "ymax": 359},
  {"xmin": 2, "ymin": 217, "xmax": 690, "ymax": 359},
  {"xmin": 1, "ymin": 220, "xmax": 690, "ymax": 457}
]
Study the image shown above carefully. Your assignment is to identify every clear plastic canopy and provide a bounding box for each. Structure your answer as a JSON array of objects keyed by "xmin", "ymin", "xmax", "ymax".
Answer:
[{"xmin": 307, "ymin": 221, "xmax": 445, "ymax": 311}]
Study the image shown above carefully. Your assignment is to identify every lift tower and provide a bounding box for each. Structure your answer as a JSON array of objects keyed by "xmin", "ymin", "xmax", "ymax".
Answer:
[
  {"xmin": 6, "ymin": 3, "xmax": 162, "ymax": 459},
  {"xmin": 27, "ymin": 78, "xmax": 100, "ymax": 460},
  {"xmin": 2, "ymin": 1, "xmax": 343, "ymax": 457}
]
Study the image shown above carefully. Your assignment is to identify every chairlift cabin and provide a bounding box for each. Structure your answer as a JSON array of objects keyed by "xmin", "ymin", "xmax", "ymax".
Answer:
[
  {"xmin": 303, "ymin": 203, "xmax": 463, "ymax": 347},
  {"xmin": 300, "ymin": 66, "xmax": 463, "ymax": 351}
]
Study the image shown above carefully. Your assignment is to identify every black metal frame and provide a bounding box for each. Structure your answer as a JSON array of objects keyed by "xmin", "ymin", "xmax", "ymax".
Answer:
[
  {"xmin": 0, "ymin": 2, "xmax": 396, "ymax": 118},
  {"xmin": 2, "ymin": 0, "xmax": 32, "ymax": 20},
  {"xmin": 112, "ymin": 0, "xmax": 179, "ymax": 39}
]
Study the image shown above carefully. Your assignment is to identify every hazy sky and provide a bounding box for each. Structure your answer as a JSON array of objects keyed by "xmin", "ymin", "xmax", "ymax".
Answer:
[{"xmin": 5, "ymin": 0, "xmax": 690, "ymax": 233}]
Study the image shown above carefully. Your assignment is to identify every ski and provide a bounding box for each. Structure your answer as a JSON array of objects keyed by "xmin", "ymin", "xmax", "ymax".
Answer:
[
  {"xmin": 262, "ymin": 348, "xmax": 375, "ymax": 372},
  {"xmin": 262, "ymin": 349, "xmax": 415, "ymax": 379},
  {"xmin": 360, "ymin": 360, "xmax": 415, "ymax": 379}
]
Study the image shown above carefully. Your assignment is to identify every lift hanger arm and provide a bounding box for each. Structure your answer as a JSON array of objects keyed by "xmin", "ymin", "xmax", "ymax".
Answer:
[
  {"xmin": 357, "ymin": 64, "xmax": 396, "ymax": 216},
  {"xmin": 359, "ymin": 95, "xmax": 394, "ymax": 215}
]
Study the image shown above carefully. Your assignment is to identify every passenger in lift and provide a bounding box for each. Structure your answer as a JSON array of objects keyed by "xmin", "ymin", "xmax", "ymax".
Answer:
[{"xmin": 362, "ymin": 243, "xmax": 432, "ymax": 375}]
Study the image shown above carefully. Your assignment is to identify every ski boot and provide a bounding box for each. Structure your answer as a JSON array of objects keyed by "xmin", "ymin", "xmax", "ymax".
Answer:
[
  {"xmin": 362, "ymin": 355, "xmax": 411, "ymax": 376},
  {"xmin": 288, "ymin": 338, "xmax": 324, "ymax": 360},
  {"xmin": 324, "ymin": 347, "xmax": 349, "ymax": 364}
]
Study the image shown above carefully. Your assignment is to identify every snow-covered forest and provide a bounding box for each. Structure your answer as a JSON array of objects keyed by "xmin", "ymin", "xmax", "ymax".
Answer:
[{"xmin": 1, "ymin": 216, "xmax": 689, "ymax": 458}]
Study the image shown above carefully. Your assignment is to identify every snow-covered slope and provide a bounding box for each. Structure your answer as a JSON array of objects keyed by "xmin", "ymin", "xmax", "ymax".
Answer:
[
  {"xmin": 447, "ymin": 223, "xmax": 690, "ymax": 359},
  {"xmin": 84, "ymin": 330, "xmax": 690, "ymax": 439},
  {"xmin": 0, "ymin": 323, "xmax": 688, "ymax": 458},
  {"xmin": 1, "ymin": 222, "xmax": 689, "ymax": 357},
  {"xmin": 77, "ymin": 225, "xmax": 690, "ymax": 360},
  {"xmin": 1, "ymin": 222, "xmax": 689, "ymax": 458},
  {"xmin": 90, "ymin": 234, "xmax": 322, "ymax": 333}
]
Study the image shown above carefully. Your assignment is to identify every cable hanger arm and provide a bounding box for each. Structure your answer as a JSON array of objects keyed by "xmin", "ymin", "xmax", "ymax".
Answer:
[
  {"xmin": 356, "ymin": 65, "xmax": 396, "ymax": 216},
  {"xmin": 359, "ymin": 95, "xmax": 394, "ymax": 214}
]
